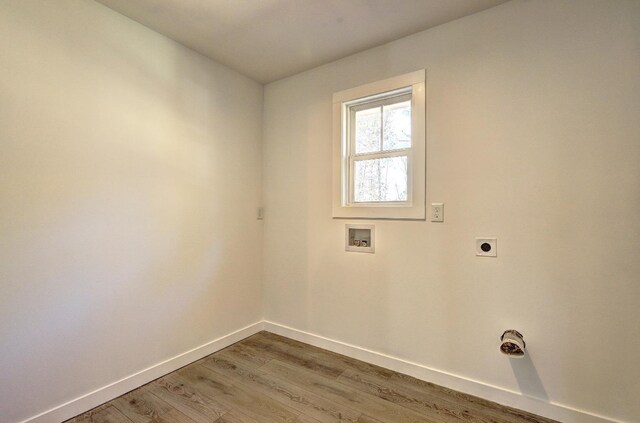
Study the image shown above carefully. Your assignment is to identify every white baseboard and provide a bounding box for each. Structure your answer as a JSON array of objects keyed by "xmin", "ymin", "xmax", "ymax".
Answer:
[
  {"xmin": 19, "ymin": 321, "xmax": 264, "ymax": 423},
  {"xmin": 18, "ymin": 320, "xmax": 624, "ymax": 423},
  {"xmin": 263, "ymin": 321, "xmax": 622, "ymax": 423}
]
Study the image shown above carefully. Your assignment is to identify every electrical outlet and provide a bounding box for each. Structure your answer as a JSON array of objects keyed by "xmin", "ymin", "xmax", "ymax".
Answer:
[
  {"xmin": 476, "ymin": 238, "xmax": 497, "ymax": 257},
  {"xmin": 431, "ymin": 203, "xmax": 444, "ymax": 222}
]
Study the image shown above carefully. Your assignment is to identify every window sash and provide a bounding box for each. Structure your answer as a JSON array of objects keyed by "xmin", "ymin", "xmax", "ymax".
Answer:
[
  {"xmin": 348, "ymin": 92, "xmax": 412, "ymax": 154},
  {"xmin": 346, "ymin": 92, "xmax": 413, "ymax": 206},
  {"xmin": 348, "ymin": 152, "xmax": 412, "ymax": 205}
]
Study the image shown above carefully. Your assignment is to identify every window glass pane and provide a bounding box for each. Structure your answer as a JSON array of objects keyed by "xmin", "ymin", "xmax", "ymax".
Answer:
[
  {"xmin": 354, "ymin": 106, "xmax": 381, "ymax": 154},
  {"xmin": 383, "ymin": 100, "xmax": 411, "ymax": 151},
  {"xmin": 353, "ymin": 156, "xmax": 408, "ymax": 202}
]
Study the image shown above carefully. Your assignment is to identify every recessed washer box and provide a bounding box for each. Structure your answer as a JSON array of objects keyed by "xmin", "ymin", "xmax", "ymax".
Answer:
[
  {"xmin": 345, "ymin": 224, "xmax": 375, "ymax": 253},
  {"xmin": 476, "ymin": 238, "xmax": 497, "ymax": 257}
]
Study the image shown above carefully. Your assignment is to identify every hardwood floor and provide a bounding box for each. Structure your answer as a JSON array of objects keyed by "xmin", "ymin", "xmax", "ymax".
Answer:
[{"xmin": 66, "ymin": 332, "xmax": 557, "ymax": 423}]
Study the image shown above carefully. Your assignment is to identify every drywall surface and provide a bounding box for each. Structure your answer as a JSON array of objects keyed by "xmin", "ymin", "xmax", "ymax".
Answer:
[
  {"xmin": 0, "ymin": 1, "xmax": 263, "ymax": 422},
  {"xmin": 263, "ymin": 0, "xmax": 640, "ymax": 421}
]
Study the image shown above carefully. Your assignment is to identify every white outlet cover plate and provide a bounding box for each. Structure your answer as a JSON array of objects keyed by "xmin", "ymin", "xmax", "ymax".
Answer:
[
  {"xmin": 431, "ymin": 203, "xmax": 444, "ymax": 222},
  {"xmin": 476, "ymin": 238, "xmax": 497, "ymax": 257}
]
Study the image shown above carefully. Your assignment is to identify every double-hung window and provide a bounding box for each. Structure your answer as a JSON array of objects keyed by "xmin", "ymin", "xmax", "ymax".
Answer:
[{"xmin": 333, "ymin": 70, "xmax": 426, "ymax": 219}]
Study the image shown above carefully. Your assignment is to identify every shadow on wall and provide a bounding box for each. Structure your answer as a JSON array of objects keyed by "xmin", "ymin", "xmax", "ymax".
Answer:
[{"xmin": 510, "ymin": 352, "xmax": 548, "ymax": 401}]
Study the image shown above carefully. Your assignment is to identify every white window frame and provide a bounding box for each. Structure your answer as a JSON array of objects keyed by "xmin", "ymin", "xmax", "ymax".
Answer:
[{"xmin": 333, "ymin": 70, "xmax": 426, "ymax": 220}]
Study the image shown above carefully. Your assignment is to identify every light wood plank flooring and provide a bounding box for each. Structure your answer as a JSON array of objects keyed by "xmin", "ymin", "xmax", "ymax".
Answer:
[{"xmin": 66, "ymin": 331, "xmax": 557, "ymax": 423}]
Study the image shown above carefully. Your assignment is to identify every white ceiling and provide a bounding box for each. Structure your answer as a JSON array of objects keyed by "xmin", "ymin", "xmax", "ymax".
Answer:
[{"xmin": 96, "ymin": 0, "xmax": 508, "ymax": 84}]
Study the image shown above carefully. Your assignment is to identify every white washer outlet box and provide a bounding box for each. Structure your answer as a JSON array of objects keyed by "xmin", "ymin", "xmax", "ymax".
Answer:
[
  {"xmin": 476, "ymin": 238, "xmax": 497, "ymax": 257},
  {"xmin": 345, "ymin": 224, "xmax": 375, "ymax": 253}
]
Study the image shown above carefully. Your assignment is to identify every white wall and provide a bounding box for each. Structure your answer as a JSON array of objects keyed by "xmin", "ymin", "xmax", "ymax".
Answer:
[
  {"xmin": 263, "ymin": 1, "xmax": 640, "ymax": 422},
  {"xmin": 2, "ymin": 0, "xmax": 639, "ymax": 422},
  {"xmin": 0, "ymin": 1, "xmax": 263, "ymax": 422}
]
